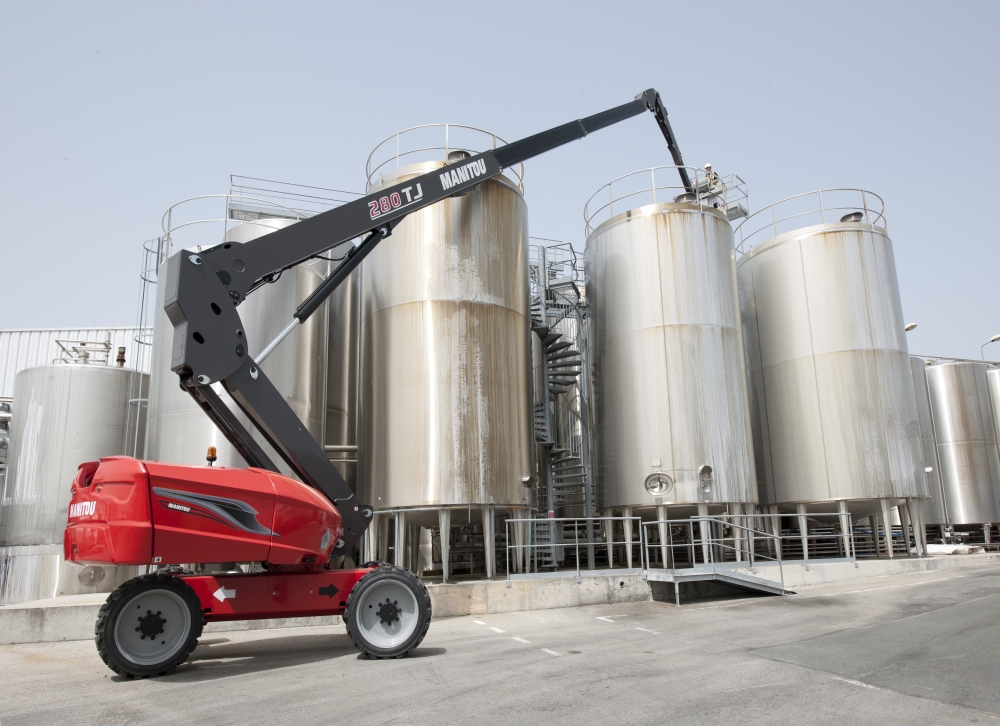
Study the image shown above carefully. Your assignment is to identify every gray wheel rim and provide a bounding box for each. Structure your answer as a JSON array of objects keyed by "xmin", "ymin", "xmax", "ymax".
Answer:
[
  {"xmin": 355, "ymin": 580, "xmax": 419, "ymax": 650},
  {"xmin": 114, "ymin": 588, "xmax": 192, "ymax": 666}
]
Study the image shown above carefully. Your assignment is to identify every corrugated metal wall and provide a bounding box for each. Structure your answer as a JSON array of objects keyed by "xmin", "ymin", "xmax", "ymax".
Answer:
[{"xmin": 0, "ymin": 328, "xmax": 152, "ymax": 397}]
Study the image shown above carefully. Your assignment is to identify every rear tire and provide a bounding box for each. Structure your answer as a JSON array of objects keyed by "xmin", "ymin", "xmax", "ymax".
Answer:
[
  {"xmin": 345, "ymin": 565, "xmax": 431, "ymax": 659},
  {"xmin": 95, "ymin": 571, "xmax": 203, "ymax": 678}
]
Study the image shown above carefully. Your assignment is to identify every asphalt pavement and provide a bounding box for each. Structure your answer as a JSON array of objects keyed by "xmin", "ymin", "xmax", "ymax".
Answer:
[{"xmin": 3, "ymin": 565, "xmax": 999, "ymax": 725}]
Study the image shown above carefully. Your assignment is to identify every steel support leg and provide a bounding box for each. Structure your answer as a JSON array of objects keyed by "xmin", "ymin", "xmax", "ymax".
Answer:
[
  {"xmin": 657, "ymin": 504, "xmax": 670, "ymax": 569},
  {"xmin": 482, "ymin": 506, "xmax": 495, "ymax": 579},
  {"xmin": 732, "ymin": 503, "xmax": 743, "ymax": 563},
  {"xmin": 674, "ymin": 580, "xmax": 680, "ymax": 607},
  {"xmin": 394, "ymin": 511, "xmax": 407, "ymax": 569},
  {"xmin": 899, "ymin": 503, "xmax": 913, "ymax": 556},
  {"xmin": 880, "ymin": 499, "xmax": 894, "ymax": 559},
  {"xmin": 838, "ymin": 500, "xmax": 851, "ymax": 559},
  {"xmin": 797, "ymin": 503, "xmax": 809, "ymax": 562},
  {"xmin": 698, "ymin": 503, "xmax": 710, "ymax": 564},
  {"xmin": 439, "ymin": 509, "xmax": 451, "ymax": 583},
  {"xmin": 603, "ymin": 508, "xmax": 615, "ymax": 568},
  {"xmin": 622, "ymin": 506, "xmax": 633, "ymax": 569},
  {"xmin": 770, "ymin": 505, "xmax": 782, "ymax": 560},
  {"xmin": 377, "ymin": 514, "xmax": 389, "ymax": 563}
]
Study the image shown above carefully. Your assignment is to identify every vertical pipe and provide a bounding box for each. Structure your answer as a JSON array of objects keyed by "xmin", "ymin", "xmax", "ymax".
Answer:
[
  {"xmin": 880, "ymin": 499, "xmax": 894, "ymax": 559},
  {"xmin": 657, "ymin": 504, "xmax": 670, "ymax": 570},
  {"xmin": 482, "ymin": 506, "xmax": 495, "ymax": 580},
  {"xmin": 438, "ymin": 509, "xmax": 451, "ymax": 583},
  {"xmin": 797, "ymin": 503, "xmax": 809, "ymax": 561}
]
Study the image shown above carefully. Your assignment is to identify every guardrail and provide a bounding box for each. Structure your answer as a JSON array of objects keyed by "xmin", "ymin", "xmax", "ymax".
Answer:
[
  {"xmin": 365, "ymin": 123, "xmax": 524, "ymax": 193},
  {"xmin": 734, "ymin": 188, "xmax": 885, "ymax": 255},
  {"xmin": 505, "ymin": 516, "xmax": 641, "ymax": 582},
  {"xmin": 584, "ymin": 166, "xmax": 748, "ymax": 236}
]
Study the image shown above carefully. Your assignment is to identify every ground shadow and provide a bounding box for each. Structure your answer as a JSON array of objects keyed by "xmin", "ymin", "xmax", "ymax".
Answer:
[{"xmin": 115, "ymin": 631, "xmax": 444, "ymax": 683}]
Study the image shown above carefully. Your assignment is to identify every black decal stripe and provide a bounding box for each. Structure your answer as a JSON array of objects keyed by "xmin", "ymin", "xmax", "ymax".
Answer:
[{"xmin": 152, "ymin": 487, "xmax": 276, "ymax": 536}]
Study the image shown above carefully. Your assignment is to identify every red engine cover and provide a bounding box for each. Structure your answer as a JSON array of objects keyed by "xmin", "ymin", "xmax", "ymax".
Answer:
[{"xmin": 65, "ymin": 457, "xmax": 343, "ymax": 567}]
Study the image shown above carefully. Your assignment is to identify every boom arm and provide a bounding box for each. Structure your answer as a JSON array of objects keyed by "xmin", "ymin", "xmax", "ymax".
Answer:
[{"xmin": 163, "ymin": 88, "xmax": 687, "ymax": 553}]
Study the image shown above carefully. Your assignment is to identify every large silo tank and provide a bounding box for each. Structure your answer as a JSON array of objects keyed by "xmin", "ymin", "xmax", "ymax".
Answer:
[
  {"xmin": 145, "ymin": 218, "xmax": 328, "ymax": 477},
  {"xmin": 358, "ymin": 155, "xmax": 533, "ymax": 514},
  {"xmin": 0, "ymin": 364, "xmax": 147, "ymax": 604},
  {"xmin": 326, "ymin": 261, "xmax": 360, "ymax": 492},
  {"xmin": 925, "ymin": 361, "xmax": 1000, "ymax": 524},
  {"xmin": 585, "ymin": 169, "xmax": 757, "ymax": 513},
  {"xmin": 737, "ymin": 190, "xmax": 924, "ymax": 514},
  {"xmin": 910, "ymin": 358, "xmax": 945, "ymax": 521}
]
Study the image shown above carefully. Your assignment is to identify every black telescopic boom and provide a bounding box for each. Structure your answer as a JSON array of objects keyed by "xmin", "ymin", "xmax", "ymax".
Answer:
[{"xmin": 165, "ymin": 87, "xmax": 691, "ymax": 553}]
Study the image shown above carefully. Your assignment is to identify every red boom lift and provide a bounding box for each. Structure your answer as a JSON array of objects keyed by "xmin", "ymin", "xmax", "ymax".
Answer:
[{"xmin": 64, "ymin": 89, "xmax": 690, "ymax": 677}]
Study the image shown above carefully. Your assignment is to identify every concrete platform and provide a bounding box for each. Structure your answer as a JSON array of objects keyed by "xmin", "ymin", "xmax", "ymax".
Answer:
[{"xmin": 3, "ymin": 554, "xmax": 998, "ymax": 644}]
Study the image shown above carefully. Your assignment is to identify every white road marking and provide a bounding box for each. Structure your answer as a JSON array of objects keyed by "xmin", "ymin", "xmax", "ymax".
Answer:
[
  {"xmin": 195, "ymin": 656, "xmax": 253, "ymax": 664},
  {"xmin": 595, "ymin": 616, "xmax": 615, "ymax": 623},
  {"xmin": 541, "ymin": 649, "xmax": 561, "ymax": 656},
  {"xmin": 635, "ymin": 627, "xmax": 660, "ymax": 635},
  {"xmin": 511, "ymin": 637, "xmax": 530, "ymax": 644},
  {"xmin": 489, "ymin": 627, "xmax": 506, "ymax": 634},
  {"xmin": 473, "ymin": 620, "xmax": 486, "ymax": 625},
  {"xmin": 832, "ymin": 676, "xmax": 882, "ymax": 691}
]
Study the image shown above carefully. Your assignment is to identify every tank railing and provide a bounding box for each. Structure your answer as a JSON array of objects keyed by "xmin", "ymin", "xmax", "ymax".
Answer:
[
  {"xmin": 53, "ymin": 336, "xmax": 113, "ymax": 365},
  {"xmin": 583, "ymin": 167, "xmax": 748, "ymax": 236},
  {"xmin": 641, "ymin": 517, "xmax": 786, "ymax": 591},
  {"xmin": 505, "ymin": 516, "xmax": 643, "ymax": 582},
  {"xmin": 912, "ymin": 353, "xmax": 1000, "ymax": 366},
  {"xmin": 160, "ymin": 194, "xmax": 310, "ymax": 264},
  {"xmin": 734, "ymin": 188, "xmax": 886, "ymax": 255},
  {"xmin": 229, "ymin": 174, "xmax": 360, "ymax": 218},
  {"xmin": 365, "ymin": 123, "xmax": 524, "ymax": 193}
]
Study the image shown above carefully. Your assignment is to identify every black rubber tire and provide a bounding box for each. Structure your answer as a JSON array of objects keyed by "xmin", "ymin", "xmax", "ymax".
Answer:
[
  {"xmin": 95, "ymin": 571, "xmax": 203, "ymax": 678},
  {"xmin": 344, "ymin": 565, "xmax": 431, "ymax": 659}
]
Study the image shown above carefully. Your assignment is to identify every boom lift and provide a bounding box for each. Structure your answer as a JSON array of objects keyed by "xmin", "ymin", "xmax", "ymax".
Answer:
[{"xmin": 65, "ymin": 89, "xmax": 689, "ymax": 677}]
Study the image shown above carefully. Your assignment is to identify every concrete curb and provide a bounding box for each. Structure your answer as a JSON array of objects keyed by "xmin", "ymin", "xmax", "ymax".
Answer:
[{"xmin": 4, "ymin": 554, "xmax": 999, "ymax": 644}]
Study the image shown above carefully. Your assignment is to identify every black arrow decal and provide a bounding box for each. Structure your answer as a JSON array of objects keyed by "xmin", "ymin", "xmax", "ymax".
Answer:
[{"xmin": 318, "ymin": 583, "xmax": 339, "ymax": 598}]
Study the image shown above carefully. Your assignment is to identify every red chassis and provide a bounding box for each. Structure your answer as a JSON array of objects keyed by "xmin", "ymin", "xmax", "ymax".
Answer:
[
  {"xmin": 66, "ymin": 454, "xmax": 431, "ymax": 677},
  {"xmin": 64, "ymin": 456, "xmax": 372, "ymax": 620}
]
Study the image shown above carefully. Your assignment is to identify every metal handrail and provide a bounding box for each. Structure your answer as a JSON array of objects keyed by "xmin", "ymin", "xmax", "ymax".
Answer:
[
  {"xmin": 584, "ymin": 166, "xmax": 748, "ymax": 236},
  {"xmin": 159, "ymin": 194, "xmax": 310, "ymax": 263},
  {"xmin": 642, "ymin": 516, "xmax": 786, "ymax": 593},
  {"xmin": 505, "ymin": 516, "xmax": 642, "ymax": 581},
  {"xmin": 734, "ymin": 188, "xmax": 886, "ymax": 255},
  {"xmin": 365, "ymin": 123, "xmax": 525, "ymax": 193}
]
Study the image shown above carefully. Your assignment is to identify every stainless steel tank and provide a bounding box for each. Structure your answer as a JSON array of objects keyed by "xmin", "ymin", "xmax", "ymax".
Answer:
[
  {"xmin": 737, "ymin": 190, "xmax": 924, "ymax": 514},
  {"xmin": 326, "ymin": 260, "xmax": 360, "ymax": 493},
  {"xmin": 910, "ymin": 358, "xmax": 945, "ymax": 521},
  {"xmin": 358, "ymin": 159, "xmax": 534, "ymax": 513},
  {"xmin": 0, "ymin": 364, "xmax": 148, "ymax": 604},
  {"xmin": 145, "ymin": 218, "xmax": 328, "ymax": 478},
  {"xmin": 925, "ymin": 361, "xmax": 1000, "ymax": 524},
  {"xmin": 585, "ymin": 169, "xmax": 757, "ymax": 513}
]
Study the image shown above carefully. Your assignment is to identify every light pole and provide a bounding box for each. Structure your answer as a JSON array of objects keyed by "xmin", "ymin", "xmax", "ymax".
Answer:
[{"xmin": 981, "ymin": 333, "xmax": 1000, "ymax": 360}]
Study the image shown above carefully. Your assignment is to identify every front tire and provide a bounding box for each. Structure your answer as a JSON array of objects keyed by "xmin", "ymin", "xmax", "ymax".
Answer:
[
  {"xmin": 345, "ymin": 565, "xmax": 431, "ymax": 658},
  {"xmin": 95, "ymin": 571, "xmax": 203, "ymax": 678}
]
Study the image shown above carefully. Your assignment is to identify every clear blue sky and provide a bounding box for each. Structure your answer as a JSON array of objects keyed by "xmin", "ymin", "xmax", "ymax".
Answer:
[{"xmin": 2, "ymin": 1, "xmax": 997, "ymax": 360}]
